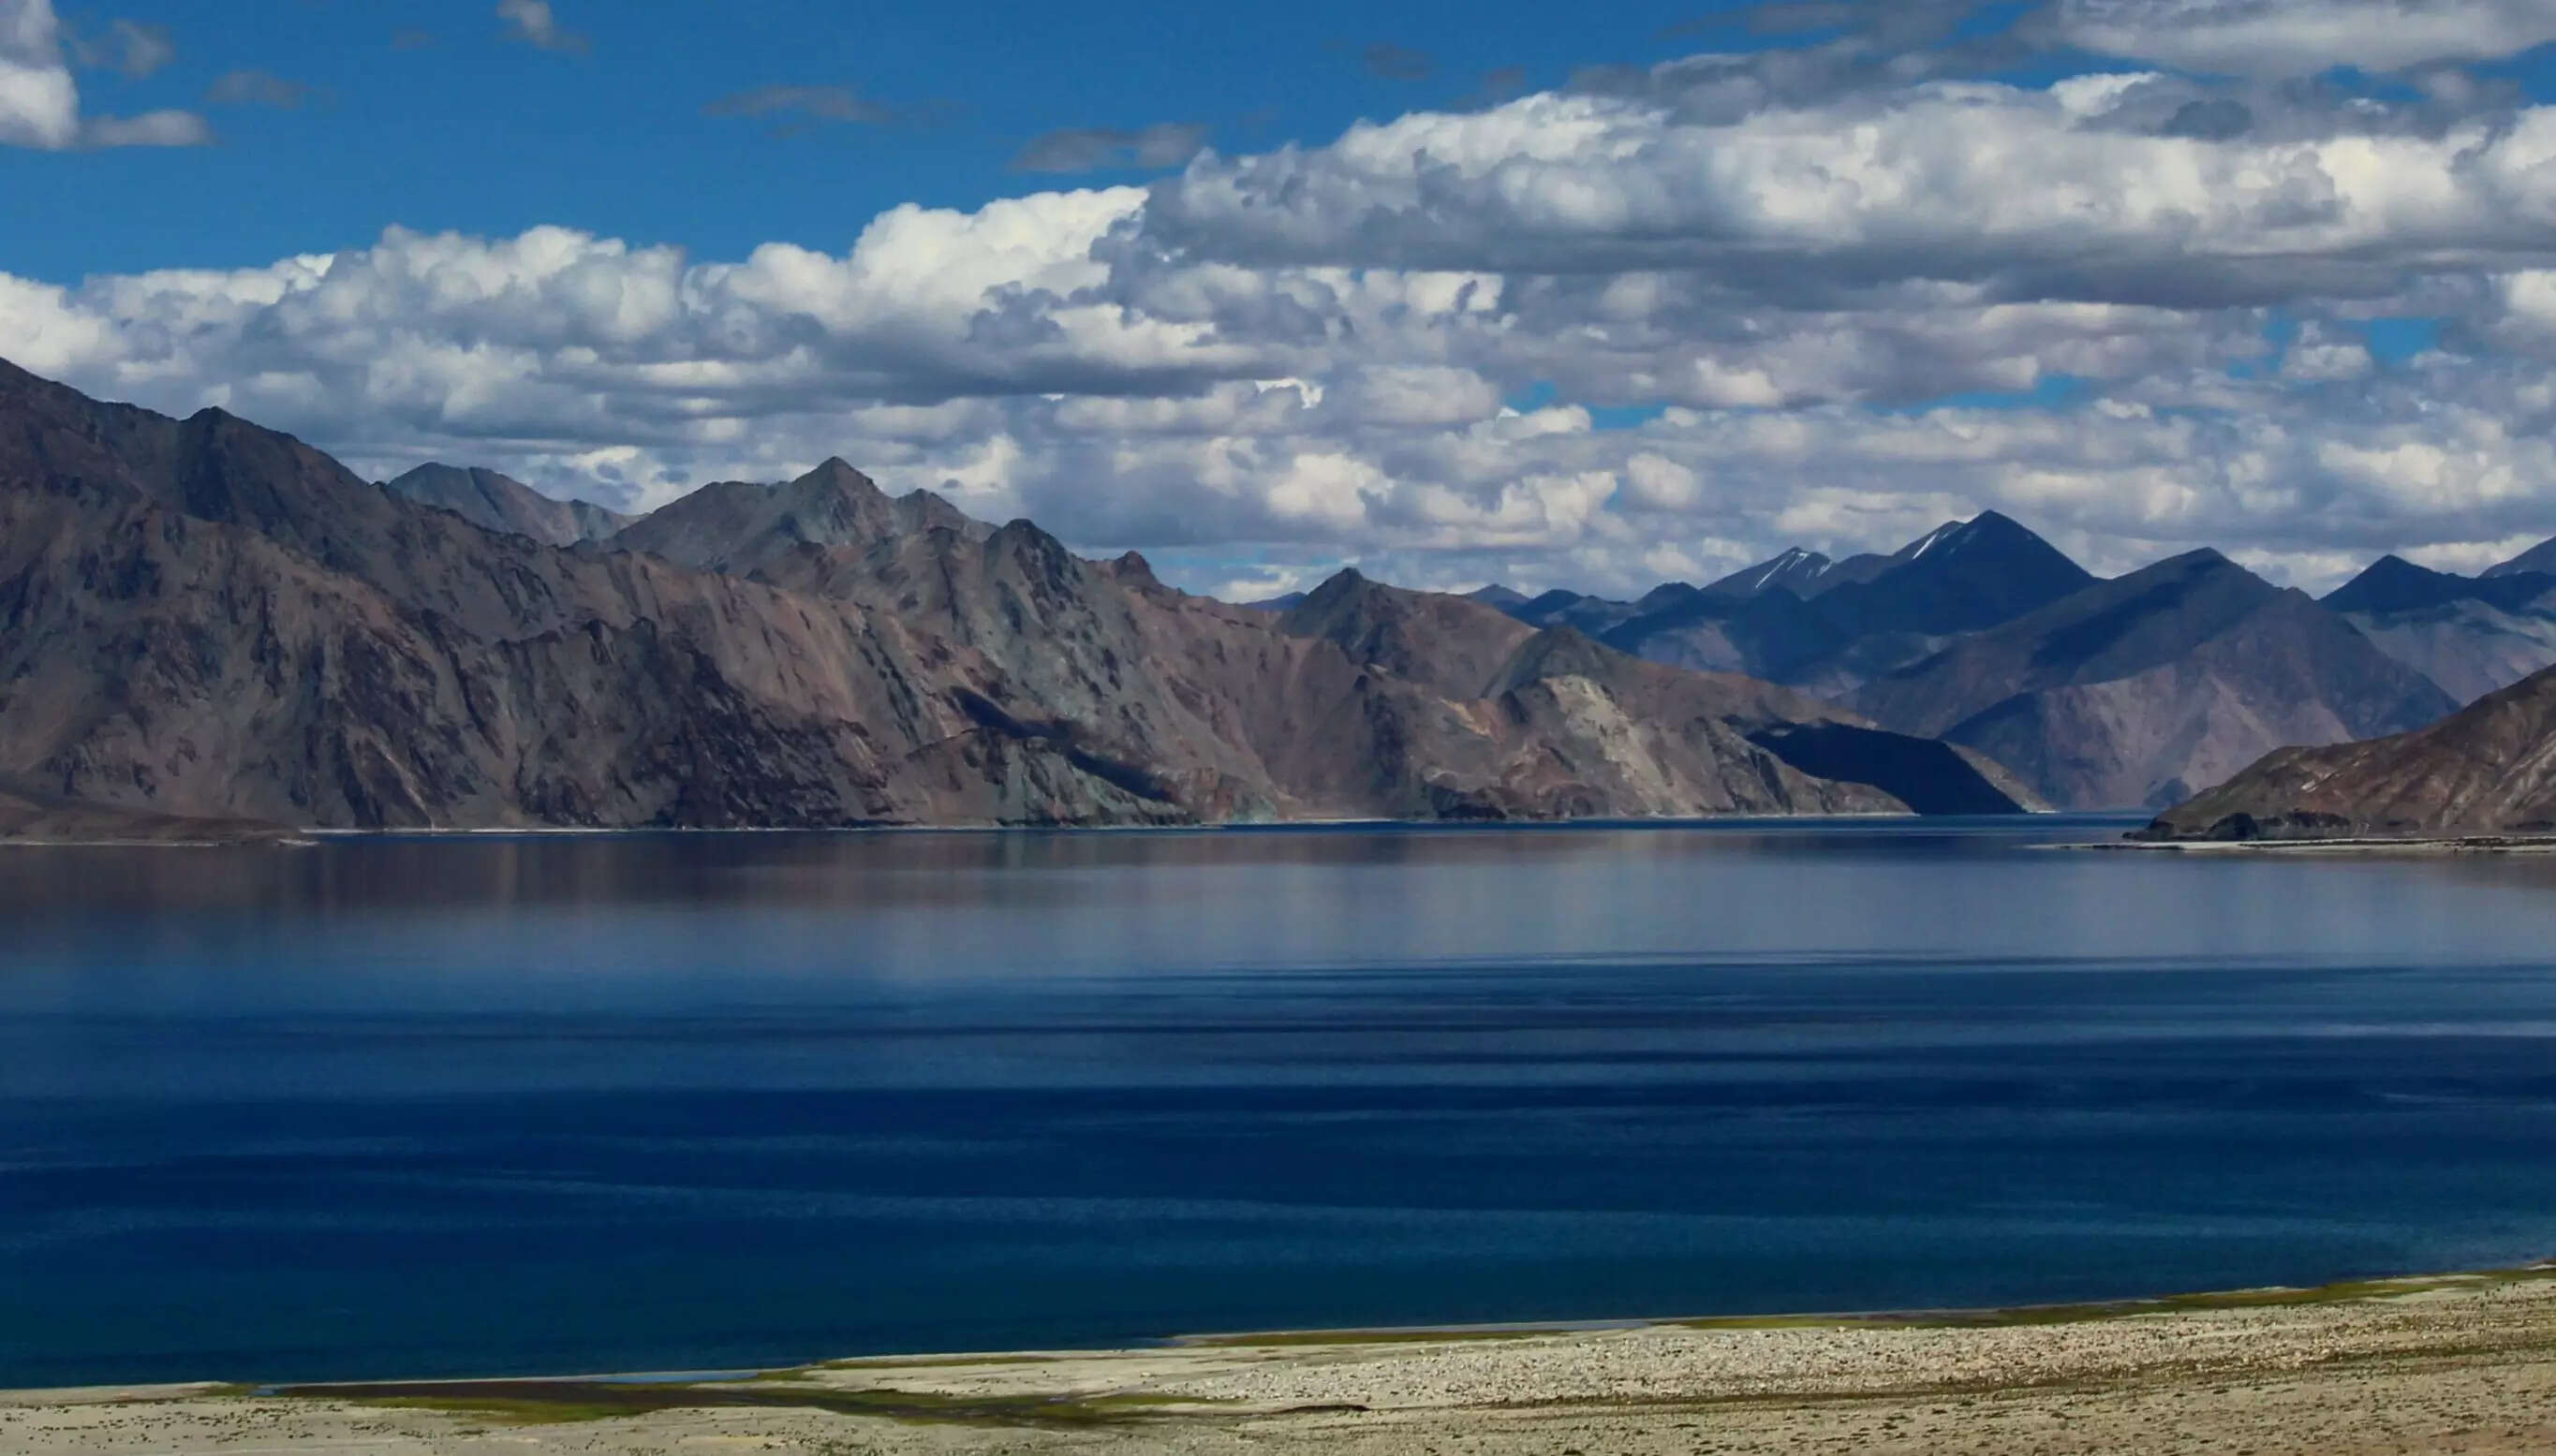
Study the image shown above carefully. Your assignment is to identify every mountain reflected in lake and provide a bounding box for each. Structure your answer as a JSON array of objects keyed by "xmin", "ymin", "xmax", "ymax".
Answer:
[{"xmin": 6, "ymin": 819, "xmax": 2556, "ymax": 1387}]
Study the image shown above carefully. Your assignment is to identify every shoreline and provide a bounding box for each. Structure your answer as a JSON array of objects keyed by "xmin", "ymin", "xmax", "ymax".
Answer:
[
  {"xmin": 0, "ymin": 809, "xmax": 2107, "ymax": 851},
  {"xmin": 8, "ymin": 1263, "xmax": 2556, "ymax": 1454},
  {"xmin": 10, "ymin": 1259, "xmax": 2553, "ymax": 1403},
  {"xmin": 2059, "ymin": 833, "xmax": 2556, "ymax": 855}
]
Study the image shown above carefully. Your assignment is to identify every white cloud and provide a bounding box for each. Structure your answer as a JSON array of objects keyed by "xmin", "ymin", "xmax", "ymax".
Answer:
[
  {"xmin": 0, "ymin": 0, "xmax": 206, "ymax": 150},
  {"xmin": 1133, "ymin": 79, "xmax": 2556, "ymax": 308},
  {"xmin": 11, "ymin": 43, "xmax": 2556, "ymax": 597},
  {"xmin": 2055, "ymin": 0, "xmax": 2556, "ymax": 78},
  {"xmin": 496, "ymin": 0, "xmax": 586, "ymax": 54}
]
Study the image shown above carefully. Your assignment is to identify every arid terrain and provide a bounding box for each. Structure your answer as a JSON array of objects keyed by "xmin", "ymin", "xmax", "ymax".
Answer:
[{"xmin": 9, "ymin": 1270, "xmax": 2555, "ymax": 1455}]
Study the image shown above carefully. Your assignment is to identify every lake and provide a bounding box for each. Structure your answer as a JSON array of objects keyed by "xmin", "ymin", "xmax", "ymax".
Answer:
[{"xmin": 5, "ymin": 818, "xmax": 2556, "ymax": 1388}]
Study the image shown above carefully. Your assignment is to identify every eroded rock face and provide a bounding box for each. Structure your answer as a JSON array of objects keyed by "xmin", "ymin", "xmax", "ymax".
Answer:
[
  {"xmin": 2139, "ymin": 666, "xmax": 2556, "ymax": 841},
  {"xmin": 0, "ymin": 358, "xmax": 2035, "ymax": 832}
]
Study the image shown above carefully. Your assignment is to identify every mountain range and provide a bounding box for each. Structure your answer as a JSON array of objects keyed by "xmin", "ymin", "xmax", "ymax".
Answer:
[
  {"xmin": 8, "ymin": 358, "xmax": 2550, "ymax": 835},
  {"xmin": 0, "ymin": 360, "xmax": 2037, "ymax": 839},
  {"xmin": 1462, "ymin": 517, "xmax": 2548, "ymax": 811},
  {"xmin": 2314, "ymin": 553, "xmax": 2556, "ymax": 705}
]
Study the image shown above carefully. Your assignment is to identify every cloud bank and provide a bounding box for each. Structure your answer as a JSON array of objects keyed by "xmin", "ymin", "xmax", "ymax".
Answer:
[{"xmin": 11, "ymin": 8, "xmax": 2556, "ymax": 599}]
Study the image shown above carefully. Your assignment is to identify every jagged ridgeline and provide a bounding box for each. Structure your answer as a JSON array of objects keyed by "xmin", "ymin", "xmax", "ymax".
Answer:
[{"xmin": 0, "ymin": 360, "xmax": 2037, "ymax": 835}]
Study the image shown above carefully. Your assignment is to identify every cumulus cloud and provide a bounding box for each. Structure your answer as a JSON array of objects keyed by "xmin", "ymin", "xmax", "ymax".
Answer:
[
  {"xmin": 1012, "ymin": 122, "xmax": 1209, "ymax": 172},
  {"xmin": 1134, "ymin": 78, "xmax": 2556, "ymax": 307},
  {"xmin": 13, "ymin": 29, "xmax": 2556, "ymax": 596},
  {"xmin": 496, "ymin": 0, "xmax": 586, "ymax": 54},
  {"xmin": 1, "ymin": 0, "xmax": 206, "ymax": 149}
]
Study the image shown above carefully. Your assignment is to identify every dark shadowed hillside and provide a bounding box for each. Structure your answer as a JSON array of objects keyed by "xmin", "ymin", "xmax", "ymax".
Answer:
[
  {"xmin": 1597, "ymin": 512, "xmax": 2095, "ymax": 697},
  {"xmin": 2320, "ymin": 555, "xmax": 2556, "ymax": 704},
  {"xmin": 1853, "ymin": 552, "xmax": 2457, "ymax": 809}
]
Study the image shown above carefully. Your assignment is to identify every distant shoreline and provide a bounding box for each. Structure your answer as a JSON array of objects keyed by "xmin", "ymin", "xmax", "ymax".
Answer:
[
  {"xmin": 2060, "ymin": 834, "xmax": 2556, "ymax": 855},
  {"xmin": 0, "ymin": 809, "xmax": 2097, "ymax": 850}
]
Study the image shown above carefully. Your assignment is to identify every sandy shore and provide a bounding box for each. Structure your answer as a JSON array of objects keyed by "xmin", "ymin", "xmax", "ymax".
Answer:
[{"xmin": 8, "ymin": 1269, "xmax": 2556, "ymax": 1454}]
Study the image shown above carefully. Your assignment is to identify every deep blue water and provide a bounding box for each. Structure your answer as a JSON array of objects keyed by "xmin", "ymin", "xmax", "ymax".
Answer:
[{"xmin": 6, "ymin": 818, "xmax": 2556, "ymax": 1387}]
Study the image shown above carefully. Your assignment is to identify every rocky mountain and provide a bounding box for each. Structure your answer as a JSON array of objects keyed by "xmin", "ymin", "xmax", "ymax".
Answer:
[
  {"xmin": 382, "ymin": 463, "xmax": 629, "ymax": 547},
  {"xmin": 1700, "ymin": 547, "xmax": 1844, "ymax": 599},
  {"xmin": 1273, "ymin": 572, "xmax": 2041, "ymax": 816},
  {"xmin": 1504, "ymin": 587, "xmax": 1641, "ymax": 635},
  {"xmin": 0, "ymin": 359, "xmax": 2032, "ymax": 835},
  {"xmin": 2141, "ymin": 664, "xmax": 2556, "ymax": 840},
  {"xmin": 1852, "ymin": 551, "xmax": 2459, "ymax": 810},
  {"xmin": 1593, "ymin": 511, "xmax": 2097, "ymax": 698},
  {"xmin": 2319, "ymin": 555, "xmax": 2556, "ymax": 704},
  {"xmin": 611, "ymin": 459, "xmax": 987, "ymax": 575}
]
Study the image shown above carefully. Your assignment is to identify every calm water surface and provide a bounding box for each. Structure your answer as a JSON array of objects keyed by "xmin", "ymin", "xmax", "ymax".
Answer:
[{"xmin": 6, "ymin": 818, "xmax": 2556, "ymax": 1386}]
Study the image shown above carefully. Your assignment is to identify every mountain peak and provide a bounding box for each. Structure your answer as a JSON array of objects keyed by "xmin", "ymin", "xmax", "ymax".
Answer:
[
  {"xmin": 2321, "ymin": 553, "xmax": 2460, "ymax": 614},
  {"xmin": 1812, "ymin": 509, "xmax": 2095, "ymax": 638},
  {"xmin": 794, "ymin": 457, "xmax": 881, "ymax": 494},
  {"xmin": 1703, "ymin": 546, "xmax": 1836, "ymax": 599},
  {"xmin": 1898, "ymin": 509, "xmax": 2041, "ymax": 564}
]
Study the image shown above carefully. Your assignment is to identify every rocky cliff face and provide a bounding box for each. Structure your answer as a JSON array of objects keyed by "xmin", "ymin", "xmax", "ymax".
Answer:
[
  {"xmin": 0, "ymin": 359, "xmax": 2028, "ymax": 834},
  {"xmin": 2140, "ymin": 664, "xmax": 2556, "ymax": 840}
]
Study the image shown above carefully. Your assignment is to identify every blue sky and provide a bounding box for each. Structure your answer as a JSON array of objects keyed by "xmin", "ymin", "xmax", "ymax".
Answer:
[
  {"xmin": 8, "ymin": 0, "xmax": 1810, "ymax": 282},
  {"xmin": 9, "ymin": 0, "xmax": 2556, "ymax": 601}
]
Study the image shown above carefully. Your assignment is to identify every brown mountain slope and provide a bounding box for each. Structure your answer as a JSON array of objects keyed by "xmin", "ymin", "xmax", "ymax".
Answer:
[
  {"xmin": 1853, "ymin": 551, "xmax": 2457, "ymax": 809},
  {"xmin": 0, "ymin": 360, "xmax": 2030, "ymax": 831},
  {"xmin": 611, "ymin": 460, "xmax": 986, "ymax": 575},
  {"xmin": 0, "ymin": 361, "xmax": 1179, "ymax": 828},
  {"xmin": 1275, "ymin": 573, "xmax": 2044, "ymax": 816},
  {"xmin": 383, "ymin": 463, "xmax": 628, "ymax": 546},
  {"xmin": 2140, "ymin": 665, "xmax": 2556, "ymax": 840},
  {"xmin": 624, "ymin": 501, "xmax": 2040, "ymax": 819},
  {"xmin": 1278, "ymin": 568, "xmax": 1537, "ymax": 699}
]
